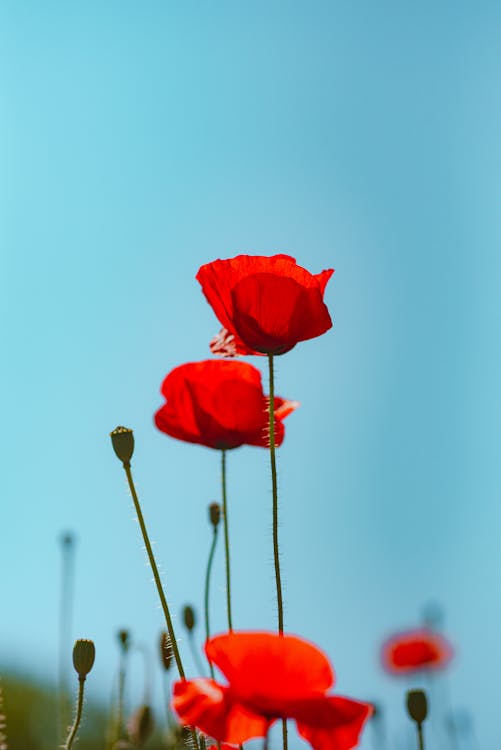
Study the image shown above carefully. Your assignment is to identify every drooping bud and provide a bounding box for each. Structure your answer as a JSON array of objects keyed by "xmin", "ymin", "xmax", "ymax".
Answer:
[
  {"xmin": 72, "ymin": 639, "xmax": 95, "ymax": 679},
  {"xmin": 110, "ymin": 426, "xmax": 134, "ymax": 467},
  {"xmin": 159, "ymin": 631, "xmax": 173, "ymax": 671},
  {"xmin": 117, "ymin": 629, "xmax": 131, "ymax": 654},
  {"xmin": 183, "ymin": 605, "xmax": 196, "ymax": 632},
  {"xmin": 406, "ymin": 689, "xmax": 428, "ymax": 725},
  {"xmin": 208, "ymin": 502, "xmax": 221, "ymax": 528},
  {"xmin": 127, "ymin": 705, "xmax": 154, "ymax": 745}
]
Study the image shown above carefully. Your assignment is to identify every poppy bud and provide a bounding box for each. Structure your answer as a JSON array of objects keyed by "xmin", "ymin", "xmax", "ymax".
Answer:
[
  {"xmin": 159, "ymin": 631, "xmax": 173, "ymax": 671},
  {"xmin": 208, "ymin": 502, "xmax": 221, "ymax": 528},
  {"xmin": 110, "ymin": 426, "xmax": 134, "ymax": 467},
  {"xmin": 117, "ymin": 629, "xmax": 130, "ymax": 653},
  {"xmin": 183, "ymin": 605, "xmax": 196, "ymax": 632},
  {"xmin": 406, "ymin": 689, "xmax": 428, "ymax": 725},
  {"xmin": 72, "ymin": 639, "xmax": 95, "ymax": 679},
  {"xmin": 127, "ymin": 704, "xmax": 154, "ymax": 745}
]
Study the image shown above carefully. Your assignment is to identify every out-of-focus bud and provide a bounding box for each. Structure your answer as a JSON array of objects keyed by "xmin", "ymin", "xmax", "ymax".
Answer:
[
  {"xmin": 183, "ymin": 605, "xmax": 196, "ymax": 632},
  {"xmin": 159, "ymin": 631, "xmax": 173, "ymax": 671},
  {"xmin": 61, "ymin": 531, "xmax": 75, "ymax": 547},
  {"xmin": 72, "ymin": 639, "xmax": 95, "ymax": 679},
  {"xmin": 406, "ymin": 689, "xmax": 428, "ymax": 724},
  {"xmin": 110, "ymin": 426, "xmax": 134, "ymax": 466},
  {"xmin": 117, "ymin": 629, "xmax": 131, "ymax": 653},
  {"xmin": 127, "ymin": 705, "xmax": 154, "ymax": 746},
  {"xmin": 208, "ymin": 502, "xmax": 221, "ymax": 528}
]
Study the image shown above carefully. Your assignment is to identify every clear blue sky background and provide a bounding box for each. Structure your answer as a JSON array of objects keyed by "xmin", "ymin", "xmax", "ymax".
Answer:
[{"xmin": 2, "ymin": 2, "xmax": 501, "ymax": 748}]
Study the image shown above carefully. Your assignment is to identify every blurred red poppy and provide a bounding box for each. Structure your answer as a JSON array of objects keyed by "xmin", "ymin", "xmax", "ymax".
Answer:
[
  {"xmin": 172, "ymin": 632, "xmax": 372, "ymax": 750},
  {"xmin": 196, "ymin": 254, "xmax": 334, "ymax": 356},
  {"xmin": 154, "ymin": 360, "xmax": 298, "ymax": 450},
  {"xmin": 381, "ymin": 629, "xmax": 454, "ymax": 674}
]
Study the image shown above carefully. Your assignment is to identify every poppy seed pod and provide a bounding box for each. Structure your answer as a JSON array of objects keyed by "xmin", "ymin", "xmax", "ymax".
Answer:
[
  {"xmin": 110, "ymin": 426, "xmax": 134, "ymax": 466},
  {"xmin": 406, "ymin": 690, "xmax": 428, "ymax": 724},
  {"xmin": 183, "ymin": 605, "xmax": 196, "ymax": 631},
  {"xmin": 209, "ymin": 502, "xmax": 221, "ymax": 528},
  {"xmin": 159, "ymin": 631, "xmax": 173, "ymax": 671},
  {"xmin": 72, "ymin": 639, "xmax": 95, "ymax": 679}
]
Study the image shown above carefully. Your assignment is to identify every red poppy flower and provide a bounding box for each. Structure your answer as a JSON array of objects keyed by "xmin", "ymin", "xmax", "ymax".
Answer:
[
  {"xmin": 172, "ymin": 632, "xmax": 372, "ymax": 750},
  {"xmin": 196, "ymin": 254, "xmax": 334, "ymax": 356},
  {"xmin": 381, "ymin": 629, "xmax": 454, "ymax": 675},
  {"xmin": 154, "ymin": 360, "xmax": 298, "ymax": 450}
]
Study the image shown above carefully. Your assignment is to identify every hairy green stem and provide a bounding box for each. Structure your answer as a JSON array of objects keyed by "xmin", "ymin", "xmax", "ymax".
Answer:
[
  {"xmin": 64, "ymin": 677, "xmax": 85, "ymax": 750},
  {"xmin": 267, "ymin": 355, "xmax": 288, "ymax": 750},
  {"xmin": 221, "ymin": 450, "xmax": 233, "ymax": 631},
  {"xmin": 204, "ymin": 525, "xmax": 219, "ymax": 678},
  {"xmin": 122, "ymin": 464, "xmax": 199, "ymax": 750},
  {"xmin": 124, "ymin": 464, "xmax": 185, "ymax": 678}
]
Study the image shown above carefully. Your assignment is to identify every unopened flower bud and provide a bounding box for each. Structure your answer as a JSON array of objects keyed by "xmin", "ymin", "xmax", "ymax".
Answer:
[
  {"xmin": 159, "ymin": 631, "xmax": 173, "ymax": 671},
  {"xmin": 110, "ymin": 426, "xmax": 134, "ymax": 467},
  {"xmin": 183, "ymin": 605, "xmax": 196, "ymax": 632},
  {"xmin": 61, "ymin": 531, "xmax": 75, "ymax": 548},
  {"xmin": 127, "ymin": 704, "xmax": 154, "ymax": 745},
  {"xmin": 117, "ymin": 629, "xmax": 130, "ymax": 653},
  {"xmin": 208, "ymin": 502, "xmax": 221, "ymax": 528},
  {"xmin": 72, "ymin": 639, "xmax": 95, "ymax": 679},
  {"xmin": 406, "ymin": 689, "xmax": 428, "ymax": 725}
]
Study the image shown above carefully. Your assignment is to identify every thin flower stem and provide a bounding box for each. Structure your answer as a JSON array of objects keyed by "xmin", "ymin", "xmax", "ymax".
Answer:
[
  {"xmin": 58, "ymin": 533, "xmax": 75, "ymax": 744},
  {"xmin": 417, "ymin": 724, "xmax": 424, "ymax": 750},
  {"xmin": 116, "ymin": 653, "xmax": 126, "ymax": 740},
  {"xmin": 122, "ymin": 465, "xmax": 200, "ymax": 750},
  {"xmin": 123, "ymin": 465, "xmax": 185, "ymax": 679},
  {"xmin": 204, "ymin": 526, "xmax": 219, "ymax": 678},
  {"xmin": 64, "ymin": 677, "xmax": 85, "ymax": 750},
  {"xmin": 267, "ymin": 354, "xmax": 288, "ymax": 750},
  {"xmin": 221, "ymin": 449, "xmax": 233, "ymax": 631},
  {"xmin": 267, "ymin": 354, "xmax": 284, "ymax": 635}
]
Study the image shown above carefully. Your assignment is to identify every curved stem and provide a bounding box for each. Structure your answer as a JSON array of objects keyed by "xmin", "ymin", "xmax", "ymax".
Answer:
[
  {"xmin": 64, "ymin": 677, "xmax": 85, "ymax": 750},
  {"xmin": 221, "ymin": 450, "xmax": 233, "ymax": 631},
  {"xmin": 204, "ymin": 526, "xmax": 219, "ymax": 678},
  {"xmin": 122, "ymin": 464, "xmax": 200, "ymax": 750},
  {"xmin": 123, "ymin": 464, "xmax": 185, "ymax": 679},
  {"xmin": 267, "ymin": 355, "xmax": 288, "ymax": 750}
]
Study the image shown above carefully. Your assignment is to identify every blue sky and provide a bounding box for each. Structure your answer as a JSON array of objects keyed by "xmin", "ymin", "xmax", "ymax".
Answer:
[{"xmin": 2, "ymin": 1, "xmax": 501, "ymax": 748}]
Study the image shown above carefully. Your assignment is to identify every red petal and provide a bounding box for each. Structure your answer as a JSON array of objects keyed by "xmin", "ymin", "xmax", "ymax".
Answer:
[
  {"xmin": 172, "ymin": 679, "xmax": 269, "ymax": 744},
  {"xmin": 205, "ymin": 632, "xmax": 334, "ymax": 712},
  {"xmin": 155, "ymin": 360, "xmax": 285, "ymax": 450},
  {"xmin": 295, "ymin": 696, "xmax": 372, "ymax": 750},
  {"xmin": 381, "ymin": 629, "xmax": 454, "ymax": 674},
  {"xmin": 197, "ymin": 255, "xmax": 334, "ymax": 356},
  {"xmin": 230, "ymin": 273, "xmax": 332, "ymax": 354}
]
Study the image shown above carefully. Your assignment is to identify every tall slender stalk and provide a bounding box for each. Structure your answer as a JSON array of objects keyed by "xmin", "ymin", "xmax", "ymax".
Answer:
[
  {"xmin": 267, "ymin": 355, "xmax": 287, "ymax": 750},
  {"xmin": 110, "ymin": 428, "xmax": 199, "ymax": 747},
  {"xmin": 204, "ymin": 523, "xmax": 219, "ymax": 678},
  {"xmin": 267, "ymin": 355, "xmax": 284, "ymax": 634},
  {"xmin": 221, "ymin": 449, "xmax": 233, "ymax": 631},
  {"xmin": 123, "ymin": 464, "xmax": 186, "ymax": 679},
  {"xmin": 58, "ymin": 532, "xmax": 76, "ymax": 743}
]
